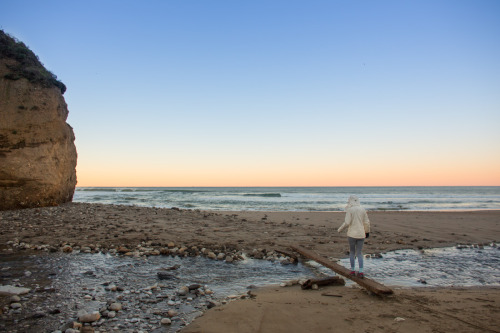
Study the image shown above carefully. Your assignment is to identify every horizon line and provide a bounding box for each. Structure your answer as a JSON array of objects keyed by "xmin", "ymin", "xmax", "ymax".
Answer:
[{"xmin": 75, "ymin": 185, "xmax": 500, "ymax": 188}]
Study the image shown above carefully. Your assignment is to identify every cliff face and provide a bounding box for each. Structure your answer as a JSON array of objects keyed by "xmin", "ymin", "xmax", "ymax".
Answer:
[{"xmin": 0, "ymin": 31, "xmax": 77, "ymax": 210}]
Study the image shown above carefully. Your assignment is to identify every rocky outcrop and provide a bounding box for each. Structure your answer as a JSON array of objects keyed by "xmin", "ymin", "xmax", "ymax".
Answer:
[{"xmin": 0, "ymin": 30, "xmax": 77, "ymax": 210}]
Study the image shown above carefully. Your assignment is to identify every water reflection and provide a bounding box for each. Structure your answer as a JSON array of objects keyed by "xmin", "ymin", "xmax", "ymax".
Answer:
[
  {"xmin": 337, "ymin": 245, "xmax": 500, "ymax": 287},
  {"xmin": 1, "ymin": 252, "xmax": 315, "ymax": 296},
  {"xmin": 2, "ymin": 246, "xmax": 500, "ymax": 332},
  {"xmin": 2, "ymin": 246, "xmax": 499, "ymax": 294}
]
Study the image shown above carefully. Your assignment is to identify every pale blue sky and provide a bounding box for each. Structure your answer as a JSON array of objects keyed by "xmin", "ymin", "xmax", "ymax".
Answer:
[{"xmin": 1, "ymin": 1, "xmax": 499, "ymax": 186}]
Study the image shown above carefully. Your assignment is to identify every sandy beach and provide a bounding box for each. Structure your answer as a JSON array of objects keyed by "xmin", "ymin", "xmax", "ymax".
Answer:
[
  {"xmin": 1, "ymin": 203, "xmax": 499, "ymax": 332},
  {"xmin": 182, "ymin": 285, "xmax": 500, "ymax": 333},
  {"xmin": 1, "ymin": 203, "xmax": 499, "ymax": 257}
]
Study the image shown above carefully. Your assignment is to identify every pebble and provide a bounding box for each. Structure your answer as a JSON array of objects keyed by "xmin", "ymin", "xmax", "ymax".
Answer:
[
  {"xmin": 178, "ymin": 286, "xmax": 189, "ymax": 296},
  {"xmin": 10, "ymin": 295, "xmax": 21, "ymax": 303},
  {"xmin": 62, "ymin": 245, "xmax": 73, "ymax": 253},
  {"xmin": 81, "ymin": 246, "xmax": 91, "ymax": 253},
  {"xmin": 0, "ymin": 285, "xmax": 30, "ymax": 296},
  {"xmin": 418, "ymin": 278, "xmax": 427, "ymax": 284},
  {"xmin": 117, "ymin": 246, "xmax": 130, "ymax": 253},
  {"xmin": 79, "ymin": 311, "xmax": 101, "ymax": 323},
  {"xmin": 161, "ymin": 318, "xmax": 172, "ymax": 325},
  {"xmin": 109, "ymin": 302, "xmax": 122, "ymax": 311},
  {"xmin": 32, "ymin": 311, "xmax": 46, "ymax": 318},
  {"xmin": 157, "ymin": 272, "xmax": 175, "ymax": 280},
  {"xmin": 10, "ymin": 303, "xmax": 22, "ymax": 309},
  {"xmin": 206, "ymin": 300, "xmax": 219, "ymax": 309},
  {"xmin": 188, "ymin": 284, "xmax": 202, "ymax": 290},
  {"xmin": 167, "ymin": 309, "xmax": 178, "ymax": 317},
  {"xmin": 105, "ymin": 284, "xmax": 118, "ymax": 291}
]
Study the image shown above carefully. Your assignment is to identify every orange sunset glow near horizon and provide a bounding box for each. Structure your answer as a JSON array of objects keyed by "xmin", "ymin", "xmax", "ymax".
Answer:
[{"xmin": 75, "ymin": 154, "xmax": 500, "ymax": 187}]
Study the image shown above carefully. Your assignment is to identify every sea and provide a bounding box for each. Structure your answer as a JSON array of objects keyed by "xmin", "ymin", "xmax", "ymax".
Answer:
[{"xmin": 73, "ymin": 186, "xmax": 500, "ymax": 211}]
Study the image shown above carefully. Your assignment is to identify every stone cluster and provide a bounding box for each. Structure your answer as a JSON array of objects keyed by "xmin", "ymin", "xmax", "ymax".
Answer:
[
  {"xmin": 4, "ymin": 238, "xmax": 297, "ymax": 266},
  {"xmin": 1, "ymin": 239, "xmax": 296, "ymax": 332},
  {"xmin": 0, "ymin": 262, "xmax": 257, "ymax": 333}
]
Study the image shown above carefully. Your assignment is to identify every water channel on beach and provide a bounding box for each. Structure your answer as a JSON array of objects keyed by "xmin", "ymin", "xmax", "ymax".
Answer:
[{"xmin": 1, "ymin": 245, "xmax": 499, "ymax": 332}]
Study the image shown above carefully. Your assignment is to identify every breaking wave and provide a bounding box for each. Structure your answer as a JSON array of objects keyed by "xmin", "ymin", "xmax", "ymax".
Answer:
[{"xmin": 242, "ymin": 193, "xmax": 282, "ymax": 198}]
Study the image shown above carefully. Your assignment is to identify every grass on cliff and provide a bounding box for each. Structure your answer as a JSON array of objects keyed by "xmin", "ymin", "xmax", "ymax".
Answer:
[{"xmin": 0, "ymin": 29, "xmax": 66, "ymax": 94}]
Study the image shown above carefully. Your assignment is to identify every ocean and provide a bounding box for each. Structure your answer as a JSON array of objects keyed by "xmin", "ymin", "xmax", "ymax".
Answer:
[{"xmin": 73, "ymin": 186, "xmax": 500, "ymax": 211}]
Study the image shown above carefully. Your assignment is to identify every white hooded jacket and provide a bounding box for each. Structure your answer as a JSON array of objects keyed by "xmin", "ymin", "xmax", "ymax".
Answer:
[{"xmin": 337, "ymin": 195, "xmax": 370, "ymax": 239}]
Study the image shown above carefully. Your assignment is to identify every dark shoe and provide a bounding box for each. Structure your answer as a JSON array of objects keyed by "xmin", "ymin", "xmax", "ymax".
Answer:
[
  {"xmin": 357, "ymin": 272, "xmax": 364, "ymax": 279},
  {"xmin": 350, "ymin": 271, "xmax": 356, "ymax": 276}
]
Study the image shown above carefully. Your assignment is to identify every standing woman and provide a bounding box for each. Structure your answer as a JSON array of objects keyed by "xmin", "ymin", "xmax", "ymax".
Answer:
[{"xmin": 337, "ymin": 195, "xmax": 370, "ymax": 278}]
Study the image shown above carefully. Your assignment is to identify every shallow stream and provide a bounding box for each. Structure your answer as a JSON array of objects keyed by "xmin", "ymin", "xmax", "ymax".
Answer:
[
  {"xmin": 1, "ymin": 245, "xmax": 499, "ymax": 332},
  {"xmin": 333, "ymin": 244, "xmax": 500, "ymax": 287}
]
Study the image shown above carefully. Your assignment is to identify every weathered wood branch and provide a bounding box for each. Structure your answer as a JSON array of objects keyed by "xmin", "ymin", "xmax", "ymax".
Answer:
[
  {"xmin": 321, "ymin": 292, "xmax": 343, "ymax": 297},
  {"xmin": 290, "ymin": 245, "xmax": 393, "ymax": 296},
  {"xmin": 301, "ymin": 276, "xmax": 345, "ymax": 290}
]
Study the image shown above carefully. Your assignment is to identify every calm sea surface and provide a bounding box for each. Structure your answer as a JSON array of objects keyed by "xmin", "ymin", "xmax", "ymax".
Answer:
[{"xmin": 73, "ymin": 186, "xmax": 500, "ymax": 211}]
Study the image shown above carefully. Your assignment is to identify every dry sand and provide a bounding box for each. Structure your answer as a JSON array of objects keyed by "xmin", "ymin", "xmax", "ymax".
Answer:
[
  {"xmin": 1, "ymin": 203, "xmax": 499, "ymax": 332},
  {"xmin": 182, "ymin": 285, "xmax": 500, "ymax": 333}
]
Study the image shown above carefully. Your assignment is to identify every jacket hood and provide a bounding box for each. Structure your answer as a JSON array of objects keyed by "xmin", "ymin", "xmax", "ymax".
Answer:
[{"xmin": 345, "ymin": 195, "xmax": 361, "ymax": 210}]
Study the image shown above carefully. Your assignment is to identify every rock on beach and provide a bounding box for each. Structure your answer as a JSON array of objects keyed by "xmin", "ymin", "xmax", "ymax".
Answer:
[
  {"xmin": 0, "ymin": 285, "xmax": 30, "ymax": 296},
  {"xmin": 108, "ymin": 302, "xmax": 122, "ymax": 312},
  {"xmin": 0, "ymin": 30, "xmax": 77, "ymax": 211},
  {"xmin": 78, "ymin": 311, "xmax": 101, "ymax": 323},
  {"xmin": 161, "ymin": 318, "xmax": 172, "ymax": 325}
]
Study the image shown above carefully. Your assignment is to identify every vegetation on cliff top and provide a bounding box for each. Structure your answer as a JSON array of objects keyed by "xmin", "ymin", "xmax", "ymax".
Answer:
[{"xmin": 0, "ymin": 30, "xmax": 66, "ymax": 94}]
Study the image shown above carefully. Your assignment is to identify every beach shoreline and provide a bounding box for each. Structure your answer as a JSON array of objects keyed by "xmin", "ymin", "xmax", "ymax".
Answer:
[
  {"xmin": 1, "ymin": 203, "xmax": 499, "ymax": 332},
  {"xmin": 1, "ymin": 203, "xmax": 499, "ymax": 257},
  {"xmin": 72, "ymin": 186, "xmax": 500, "ymax": 212}
]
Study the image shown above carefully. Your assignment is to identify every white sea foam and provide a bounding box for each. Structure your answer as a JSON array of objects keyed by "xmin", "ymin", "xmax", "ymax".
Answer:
[{"xmin": 74, "ymin": 186, "xmax": 500, "ymax": 211}]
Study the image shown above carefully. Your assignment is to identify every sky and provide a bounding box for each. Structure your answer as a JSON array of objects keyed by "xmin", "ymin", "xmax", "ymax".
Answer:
[{"xmin": 1, "ymin": 0, "xmax": 499, "ymax": 187}]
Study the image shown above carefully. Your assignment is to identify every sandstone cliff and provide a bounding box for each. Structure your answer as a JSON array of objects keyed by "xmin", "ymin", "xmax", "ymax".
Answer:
[{"xmin": 0, "ymin": 30, "xmax": 77, "ymax": 210}]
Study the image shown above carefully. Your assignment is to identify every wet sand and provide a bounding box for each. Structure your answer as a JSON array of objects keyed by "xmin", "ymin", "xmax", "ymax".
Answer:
[
  {"xmin": 1, "ymin": 203, "xmax": 499, "ymax": 257},
  {"xmin": 1, "ymin": 203, "xmax": 499, "ymax": 332}
]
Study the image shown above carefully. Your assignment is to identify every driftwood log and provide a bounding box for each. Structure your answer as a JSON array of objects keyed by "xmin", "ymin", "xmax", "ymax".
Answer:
[
  {"xmin": 321, "ymin": 292, "xmax": 343, "ymax": 297},
  {"xmin": 290, "ymin": 245, "xmax": 393, "ymax": 296},
  {"xmin": 301, "ymin": 276, "xmax": 345, "ymax": 290}
]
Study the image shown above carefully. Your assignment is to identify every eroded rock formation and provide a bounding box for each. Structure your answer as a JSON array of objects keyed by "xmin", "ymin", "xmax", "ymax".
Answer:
[{"xmin": 0, "ymin": 30, "xmax": 77, "ymax": 210}]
